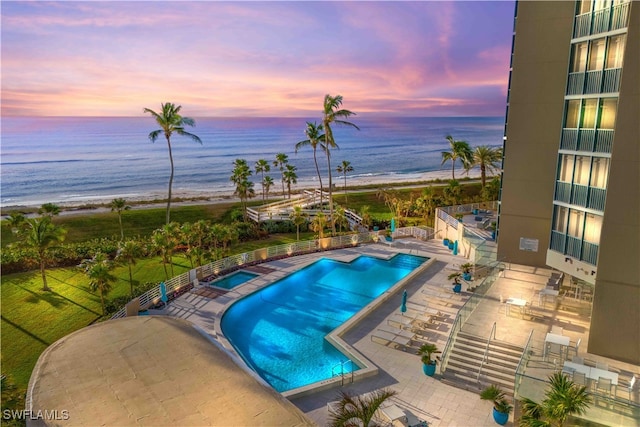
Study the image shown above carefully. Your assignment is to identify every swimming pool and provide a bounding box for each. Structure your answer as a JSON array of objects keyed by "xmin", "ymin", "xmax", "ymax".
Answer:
[
  {"xmin": 220, "ymin": 253, "xmax": 427, "ymax": 393},
  {"xmin": 209, "ymin": 271, "xmax": 259, "ymax": 290}
]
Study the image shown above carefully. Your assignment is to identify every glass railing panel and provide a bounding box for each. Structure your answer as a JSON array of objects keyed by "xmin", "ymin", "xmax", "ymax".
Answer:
[
  {"xmin": 566, "ymin": 235, "xmax": 582, "ymax": 258},
  {"xmin": 555, "ymin": 181, "xmax": 572, "ymax": 203},
  {"xmin": 550, "ymin": 231, "xmax": 565, "ymax": 253},
  {"xmin": 561, "ymin": 129, "xmax": 578, "ymax": 150},
  {"xmin": 588, "ymin": 187, "xmax": 607, "ymax": 211},
  {"xmin": 592, "ymin": 8, "xmax": 611, "ymax": 34},
  {"xmin": 595, "ymin": 129, "xmax": 614, "ymax": 153},
  {"xmin": 567, "ymin": 72, "xmax": 585, "ymax": 95},
  {"xmin": 584, "ymin": 70, "xmax": 603, "ymax": 94},
  {"xmin": 611, "ymin": 1, "xmax": 630, "ymax": 30},
  {"xmin": 573, "ymin": 13, "xmax": 592, "ymax": 38},
  {"xmin": 578, "ymin": 129, "xmax": 595, "ymax": 151},
  {"xmin": 602, "ymin": 68, "xmax": 621, "ymax": 93},
  {"xmin": 572, "ymin": 184, "xmax": 589, "ymax": 207},
  {"xmin": 582, "ymin": 241, "xmax": 599, "ymax": 265}
]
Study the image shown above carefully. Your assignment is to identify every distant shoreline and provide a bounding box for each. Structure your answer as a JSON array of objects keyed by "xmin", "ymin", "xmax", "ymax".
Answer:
[{"xmin": 1, "ymin": 170, "xmax": 487, "ymax": 216}]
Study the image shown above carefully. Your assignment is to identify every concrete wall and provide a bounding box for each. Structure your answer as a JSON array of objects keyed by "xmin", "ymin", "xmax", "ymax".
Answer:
[
  {"xmin": 588, "ymin": 2, "xmax": 640, "ymax": 364},
  {"xmin": 497, "ymin": 1, "xmax": 575, "ymax": 267}
]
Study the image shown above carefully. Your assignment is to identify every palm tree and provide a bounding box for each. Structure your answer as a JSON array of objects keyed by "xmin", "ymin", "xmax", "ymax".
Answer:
[
  {"xmin": 255, "ymin": 159, "xmax": 271, "ymax": 202},
  {"xmin": 151, "ymin": 223, "xmax": 180, "ymax": 279},
  {"xmin": 441, "ymin": 135, "xmax": 473, "ymax": 180},
  {"xmin": 15, "ymin": 216, "xmax": 65, "ymax": 291},
  {"xmin": 231, "ymin": 159, "xmax": 255, "ymax": 220},
  {"xmin": 519, "ymin": 372, "xmax": 592, "ymax": 427},
  {"xmin": 143, "ymin": 102, "xmax": 202, "ymax": 224},
  {"xmin": 359, "ymin": 205, "xmax": 372, "ymax": 230},
  {"xmin": 116, "ymin": 239, "xmax": 143, "ymax": 296},
  {"xmin": 110, "ymin": 198, "xmax": 131, "ymax": 240},
  {"xmin": 263, "ymin": 176, "xmax": 274, "ymax": 201},
  {"xmin": 336, "ymin": 160, "xmax": 354, "ymax": 203},
  {"xmin": 328, "ymin": 389, "xmax": 397, "ymax": 427},
  {"xmin": 469, "ymin": 145, "xmax": 503, "ymax": 187},
  {"xmin": 322, "ymin": 94, "xmax": 360, "ymax": 235},
  {"xmin": 289, "ymin": 206, "xmax": 308, "ymax": 241},
  {"xmin": 482, "ymin": 176, "xmax": 501, "ymax": 202},
  {"xmin": 415, "ymin": 186, "xmax": 441, "ymax": 226},
  {"xmin": 273, "ymin": 153, "xmax": 289, "ymax": 197},
  {"xmin": 283, "ymin": 163, "xmax": 298, "ymax": 199},
  {"xmin": 333, "ymin": 206, "xmax": 349, "ymax": 233},
  {"xmin": 443, "ymin": 179, "xmax": 462, "ymax": 206},
  {"xmin": 310, "ymin": 211, "xmax": 328, "ymax": 239},
  {"xmin": 295, "ymin": 121, "xmax": 326, "ymax": 202},
  {"xmin": 38, "ymin": 203, "xmax": 60, "ymax": 218},
  {"xmin": 6, "ymin": 212, "xmax": 26, "ymax": 233},
  {"xmin": 82, "ymin": 252, "xmax": 118, "ymax": 316}
]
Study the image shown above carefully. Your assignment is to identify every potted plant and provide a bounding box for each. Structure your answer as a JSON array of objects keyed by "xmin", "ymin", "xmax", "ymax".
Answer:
[
  {"xmin": 480, "ymin": 384, "xmax": 512, "ymax": 425},
  {"xmin": 447, "ymin": 272, "xmax": 462, "ymax": 293},
  {"xmin": 418, "ymin": 343, "xmax": 440, "ymax": 376},
  {"xmin": 461, "ymin": 262, "xmax": 473, "ymax": 281}
]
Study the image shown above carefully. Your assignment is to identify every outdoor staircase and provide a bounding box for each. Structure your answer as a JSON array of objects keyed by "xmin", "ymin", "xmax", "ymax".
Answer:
[{"xmin": 441, "ymin": 331, "xmax": 524, "ymax": 398}]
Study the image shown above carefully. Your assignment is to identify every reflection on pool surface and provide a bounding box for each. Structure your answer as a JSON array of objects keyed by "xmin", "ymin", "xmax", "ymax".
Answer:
[
  {"xmin": 220, "ymin": 253, "xmax": 427, "ymax": 392},
  {"xmin": 209, "ymin": 271, "xmax": 259, "ymax": 290}
]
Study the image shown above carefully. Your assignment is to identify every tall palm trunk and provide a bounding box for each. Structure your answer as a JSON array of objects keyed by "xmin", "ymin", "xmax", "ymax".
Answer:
[
  {"xmin": 128, "ymin": 264, "xmax": 134, "ymax": 296},
  {"xmin": 326, "ymin": 147, "xmax": 336, "ymax": 236},
  {"xmin": 313, "ymin": 149, "xmax": 323, "ymax": 206},
  {"xmin": 165, "ymin": 135, "xmax": 174, "ymax": 224},
  {"xmin": 39, "ymin": 257, "xmax": 50, "ymax": 291}
]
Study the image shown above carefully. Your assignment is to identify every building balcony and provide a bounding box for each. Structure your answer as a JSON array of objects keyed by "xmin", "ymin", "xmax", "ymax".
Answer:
[
  {"xmin": 567, "ymin": 68, "xmax": 621, "ymax": 95},
  {"xmin": 587, "ymin": 187, "xmax": 607, "ymax": 211},
  {"xmin": 549, "ymin": 231, "xmax": 599, "ymax": 266},
  {"xmin": 573, "ymin": 2, "xmax": 630, "ymax": 38},
  {"xmin": 554, "ymin": 183, "xmax": 607, "ymax": 212},
  {"xmin": 561, "ymin": 128, "xmax": 613, "ymax": 154},
  {"xmin": 555, "ymin": 181, "xmax": 571, "ymax": 204}
]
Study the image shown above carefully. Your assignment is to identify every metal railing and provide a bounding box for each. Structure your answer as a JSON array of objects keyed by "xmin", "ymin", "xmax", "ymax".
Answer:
[{"xmin": 477, "ymin": 321, "xmax": 497, "ymax": 382}]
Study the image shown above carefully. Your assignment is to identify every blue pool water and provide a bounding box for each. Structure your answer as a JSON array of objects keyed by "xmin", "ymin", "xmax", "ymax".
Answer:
[
  {"xmin": 210, "ymin": 271, "xmax": 259, "ymax": 290},
  {"xmin": 220, "ymin": 253, "xmax": 427, "ymax": 392}
]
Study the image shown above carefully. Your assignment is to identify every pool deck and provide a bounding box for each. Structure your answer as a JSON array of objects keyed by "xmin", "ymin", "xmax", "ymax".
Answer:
[{"xmin": 153, "ymin": 238, "xmax": 639, "ymax": 426}]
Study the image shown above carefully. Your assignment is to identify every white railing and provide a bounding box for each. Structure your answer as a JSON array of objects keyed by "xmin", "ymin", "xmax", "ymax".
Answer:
[
  {"xmin": 111, "ymin": 231, "xmax": 375, "ymax": 319},
  {"xmin": 393, "ymin": 226, "xmax": 435, "ymax": 241}
]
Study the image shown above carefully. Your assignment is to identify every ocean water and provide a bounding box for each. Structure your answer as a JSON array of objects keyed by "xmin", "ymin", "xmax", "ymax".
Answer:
[{"xmin": 0, "ymin": 116, "xmax": 504, "ymax": 207}]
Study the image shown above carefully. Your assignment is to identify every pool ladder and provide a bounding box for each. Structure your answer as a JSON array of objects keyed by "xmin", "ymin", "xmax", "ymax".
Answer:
[{"xmin": 331, "ymin": 360, "xmax": 354, "ymax": 386}]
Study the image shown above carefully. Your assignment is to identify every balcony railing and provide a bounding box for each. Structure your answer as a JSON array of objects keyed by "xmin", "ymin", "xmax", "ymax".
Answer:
[
  {"xmin": 555, "ymin": 181, "xmax": 572, "ymax": 203},
  {"xmin": 582, "ymin": 241, "xmax": 599, "ymax": 265},
  {"xmin": 571, "ymin": 184, "xmax": 589, "ymax": 207},
  {"xmin": 574, "ymin": 13, "xmax": 591, "ymax": 38},
  {"xmin": 594, "ymin": 129, "xmax": 614, "ymax": 153},
  {"xmin": 602, "ymin": 68, "xmax": 622, "ymax": 93},
  {"xmin": 592, "ymin": 8, "xmax": 611, "ymax": 34},
  {"xmin": 550, "ymin": 231, "xmax": 566, "ymax": 253},
  {"xmin": 584, "ymin": 70, "xmax": 603, "ymax": 93},
  {"xmin": 566, "ymin": 235, "xmax": 582, "ymax": 258},
  {"xmin": 588, "ymin": 187, "xmax": 607, "ymax": 211},
  {"xmin": 578, "ymin": 129, "xmax": 596, "ymax": 151},
  {"xmin": 567, "ymin": 72, "xmax": 585, "ymax": 95},
  {"xmin": 574, "ymin": 2, "xmax": 630, "ymax": 38},
  {"xmin": 611, "ymin": 1, "xmax": 630, "ymax": 31},
  {"xmin": 561, "ymin": 129, "xmax": 578, "ymax": 151}
]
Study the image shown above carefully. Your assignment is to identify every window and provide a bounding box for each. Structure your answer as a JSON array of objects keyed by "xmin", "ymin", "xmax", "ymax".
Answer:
[
  {"xmin": 584, "ymin": 213, "xmax": 603, "ymax": 243},
  {"xmin": 594, "ymin": 0, "xmax": 611, "ymax": 10},
  {"xmin": 559, "ymin": 155, "xmax": 575, "ymax": 182},
  {"xmin": 553, "ymin": 206, "xmax": 568, "ymax": 233},
  {"xmin": 581, "ymin": 99, "xmax": 598, "ymax": 128},
  {"xmin": 598, "ymin": 98, "xmax": 617, "ymax": 128},
  {"xmin": 588, "ymin": 38, "xmax": 606, "ymax": 71},
  {"xmin": 578, "ymin": 0, "xmax": 593, "ymax": 14},
  {"xmin": 568, "ymin": 209, "xmax": 585, "ymax": 238},
  {"xmin": 590, "ymin": 157, "xmax": 610, "ymax": 188},
  {"xmin": 571, "ymin": 43, "xmax": 588, "ymax": 72},
  {"xmin": 606, "ymin": 35, "xmax": 626, "ymax": 69},
  {"xmin": 565, "ymin": 100, "xmax": 581, "ymax": 128},
  {"xmin": 574, "ymin": 156, "xmax": 591, "ymax": 185}
]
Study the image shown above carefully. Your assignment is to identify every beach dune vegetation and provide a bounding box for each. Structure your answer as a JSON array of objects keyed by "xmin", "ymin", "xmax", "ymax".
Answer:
[{"xmin": 143, "ymin": 102, "xmax": 202, "ymax": 225}]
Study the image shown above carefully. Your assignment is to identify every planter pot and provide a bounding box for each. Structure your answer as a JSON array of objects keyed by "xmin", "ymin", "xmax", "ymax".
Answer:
[
  {"xmin": 492, "ymin": 408, "xmax": 509, "ymax": 425},
  {"xmin": 473, "ymin": 209, "xmax": 478, "ymax": 215},
  {"xmin": 491, "ymin": 230, "xmax": 496, "ymax": 240},
  {"xmin": 448, "ymin": 241, "xmax": 454, "ymax": 250},
  {"xmin": 443, "ymin": 238, "xmax": 449, "ymax": 246},
  {"xmin": 463, "ymin": 272, "xmax": 472, "ymax": 281},
  {"xmin": 422, "ymin": 362, "xmax": 436, "ymax": 376},
  {"xmin": 452, "ymin": 283, "xmax": 462, "ymax": 294}
]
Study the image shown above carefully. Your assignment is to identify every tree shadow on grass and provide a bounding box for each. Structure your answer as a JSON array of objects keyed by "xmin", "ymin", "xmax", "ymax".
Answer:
[
  {"xmin": 17, "ymin": 284, "xmax": 101, "ymax": 316},
  {"xmin": 1, "ymin": 315, "xmax": 49, "ymax": 346}
]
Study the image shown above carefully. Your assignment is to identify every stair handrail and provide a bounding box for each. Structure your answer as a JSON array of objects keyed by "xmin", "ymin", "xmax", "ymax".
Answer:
[
  {"xmin": 514, "ymin": 329, "xmax": 535, "ymax": 399},
  {"xmin": 477, "ymin": 321, "xmax": 497, "ymax": 383}
]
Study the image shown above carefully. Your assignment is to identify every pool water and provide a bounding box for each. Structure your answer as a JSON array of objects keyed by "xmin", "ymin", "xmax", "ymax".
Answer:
[
  {"xmin": 209, "ymin": 271, "xmax": 259, "ymax": 290},
  {"xmin": 220, "ymin": 253, "xmax": 427, "ymax": 392}
]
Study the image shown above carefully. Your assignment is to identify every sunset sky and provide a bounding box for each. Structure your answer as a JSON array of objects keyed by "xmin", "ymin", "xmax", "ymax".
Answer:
[{"xmin": 1, "ymin": 1, "xmax": 516, "ymax": 117}]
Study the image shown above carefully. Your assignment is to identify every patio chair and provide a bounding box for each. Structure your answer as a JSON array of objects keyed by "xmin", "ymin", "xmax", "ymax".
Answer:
[
  {"xmin": 551, "ymin": 325, "xmax": 564, "ymax": 335},
  {"xmin": 628, "ymin": 375, "xmax": 636, "ymax": 403},
  {"xmin": 569, "ymin": 338, "xmax": 581, "ymax": 357},
  {"xmin": 498, "ymin": 294, "xmax": 506, "ymax": 315},
  {"xmin": 546, "ymin": 342, "xmax": 564, "ymax": 362},
  {"xmin": 573, "ymin": 371, "xmax": 587, "ymax": 387},
  {"xmin": 596, "ymin": 362, "xmax": 609, "ymax": 371},
  {"xmin": 596, "ymin": 377, "xmax": 612, "ymax": 396},
  {"xmin": 572, "ymin": 355, "xmax": 584, "ymax": 365}
]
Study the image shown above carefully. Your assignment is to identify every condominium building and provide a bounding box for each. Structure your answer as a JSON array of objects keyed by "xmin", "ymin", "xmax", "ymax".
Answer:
[{"xmin": 498, "ymin": 0, "xmax": 638, "ymax": 364}]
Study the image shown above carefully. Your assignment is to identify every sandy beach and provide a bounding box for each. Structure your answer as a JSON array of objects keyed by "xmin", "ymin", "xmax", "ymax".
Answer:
[{"xmin": 3, "ymin": 169, "xmax": 484, "ymax": 216}]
